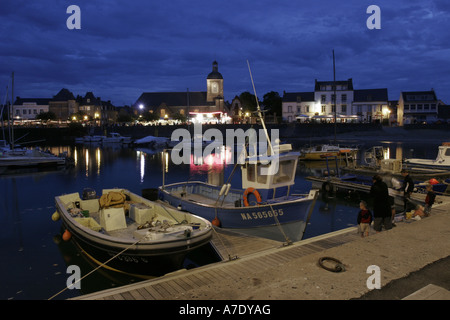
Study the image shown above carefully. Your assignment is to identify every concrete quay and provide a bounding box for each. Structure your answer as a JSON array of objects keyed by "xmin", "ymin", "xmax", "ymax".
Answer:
[{"xmin": 73, "ymin": 199, "xmax": 450, "ymax": 301}]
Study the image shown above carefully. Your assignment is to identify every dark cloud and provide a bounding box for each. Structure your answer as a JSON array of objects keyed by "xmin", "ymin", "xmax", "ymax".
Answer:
[{"xmin": 1, "ymin": 0, "xmax": 449, "ymax": 106}]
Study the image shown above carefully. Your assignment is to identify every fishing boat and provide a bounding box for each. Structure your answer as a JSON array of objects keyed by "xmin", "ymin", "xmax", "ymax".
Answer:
[
  {"xmin": 160, "ymin": 143, "xmax": 318, "ymax": 226},
  {"xmin": 102, "ymin": 132, "xmax": 132, "ymax": 144},
  {"xmin": 53, "ymin": 188, "xmax": 213, "ymax": 277},
  {"xmin": 404, "ymin": 142, "xmax": 450, "ymax": 170},
  {"xmin": 158, "ymin": 62, "xmax": 319, "ymax": 242},
  {"xmin": 299, "ymin": 144, "xmax": 358, "ymax": 161}
]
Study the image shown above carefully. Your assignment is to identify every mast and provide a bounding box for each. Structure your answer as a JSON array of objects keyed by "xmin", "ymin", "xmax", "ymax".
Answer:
[
  {"xmin": 246, "ymin": 60, "xmax": 274, "ymax": 156},
  {"xmin": 10, "ymin": 72, "xmax": 14, "ymax": 149},
  {"xmin": 333, "ymin": 50, "xmax": 337, "ymax": 144}
]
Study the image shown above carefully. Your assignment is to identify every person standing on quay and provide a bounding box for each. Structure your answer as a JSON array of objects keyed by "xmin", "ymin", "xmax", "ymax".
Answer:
[
  {"xmin": 401, "ymin": 169, "xmax": 415, "ymax": 213},
  {"xmin": 370, "ymin": 175, "xmax": 392, "ymax": 232}
]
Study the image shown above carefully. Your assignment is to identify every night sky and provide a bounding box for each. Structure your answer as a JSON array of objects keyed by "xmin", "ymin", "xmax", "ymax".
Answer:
[{"xmin": 1, "ymin": 0, "xmax": 449, "ymax": 106}]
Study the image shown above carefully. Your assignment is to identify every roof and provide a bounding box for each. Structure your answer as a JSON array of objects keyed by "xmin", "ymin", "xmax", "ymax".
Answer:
[
  {"xmin": 134, "ymin": 92, "xmax": 210, "ymax": 110},
  {"xmin": 81, "ymin": 92, "xmax": 102, "ymax": 106},
  {"xmin": 282, "ymin": 92, "xmax": 314, "ymax": 102},
  {"xmin": 53, "ymin": 88, "xmax": 75, "ymax": 101},
  {"xmin": 401, "ymin": 91, "xmax": 437, "ymax": 102},
  {"xmin": 13, "ymin": 98, "xmax": 51, "ymax": 105},
  {"xmin": 315, "ymin": 78, "xmax": 353, "ymax": 91},
  {"xmin": 353, "ymin": 88, "xmax": 388, "ymax": 102}
]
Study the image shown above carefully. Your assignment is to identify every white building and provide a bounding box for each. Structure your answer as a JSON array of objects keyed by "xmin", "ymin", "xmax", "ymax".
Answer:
[
  {"xmin": 282, "ymin": 79, "xmax": 391, "ymax": 123},
  {"xmin": 314, "ymin": 79, "xmax": 354, "ymax": 122},
  {"xmin": 281, "ymin": 92, "xmax": 314, "ymax": 122},
  {"xmin": 12, "ymin": 98, "xmax": 50, "ymax": 121}
]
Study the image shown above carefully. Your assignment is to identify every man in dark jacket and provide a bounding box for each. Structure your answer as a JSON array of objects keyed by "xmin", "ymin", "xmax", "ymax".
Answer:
[
  {"xmin": 370, "ymin": 175, "xmax": 392, "ymax": 232},
  {"xmin": 401, "ymin": 169, "xmax": 415, "ymax": 212}
]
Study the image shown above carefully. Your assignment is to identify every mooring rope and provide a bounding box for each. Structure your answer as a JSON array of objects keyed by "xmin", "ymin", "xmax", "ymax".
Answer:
[{"xmin": 48, "ymin": 235, "xmax": 146, "ymax": 300}]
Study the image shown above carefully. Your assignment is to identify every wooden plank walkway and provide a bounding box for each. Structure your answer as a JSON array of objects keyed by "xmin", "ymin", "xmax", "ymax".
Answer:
[
  {"xmin": 210, "ymin": 227, "xmax": 284, "ymax": 261},
  {"xmin": 72, "ymin": 226, "xmax": 361, "ymax": 300}
]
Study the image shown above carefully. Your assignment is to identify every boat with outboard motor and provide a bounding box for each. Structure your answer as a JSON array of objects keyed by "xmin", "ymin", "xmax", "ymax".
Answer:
[{"xmin": 53, "ymin": 188, "xmax": 213, "ymax": 277}]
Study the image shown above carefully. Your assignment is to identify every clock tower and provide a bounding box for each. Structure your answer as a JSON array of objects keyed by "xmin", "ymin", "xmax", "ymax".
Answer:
[{"xmin": 206, "ymin": 61, "xmax": 223, "ymax": 103}]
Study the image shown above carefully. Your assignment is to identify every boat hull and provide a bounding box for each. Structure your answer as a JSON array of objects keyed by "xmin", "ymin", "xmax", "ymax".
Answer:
[
  {"xmin": 404, "ymin": 159, "xmax": 450, "ymax": 170},
  {"xmin": 158, "ymin": 183, "xmax": 317, "ymax": 229},
  {"xmin": 60, "ymin": 219, "xmax": 210, "ymax": 277}
]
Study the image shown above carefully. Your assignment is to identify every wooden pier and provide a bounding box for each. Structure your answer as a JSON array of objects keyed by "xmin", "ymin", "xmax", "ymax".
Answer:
[
  {"xmin": 69, "ymin": 197, "xmax": 450, "ymax": 301},
  {"xmin": 71, "ymin": 226, "xmax": 361, "ymax": 300}
]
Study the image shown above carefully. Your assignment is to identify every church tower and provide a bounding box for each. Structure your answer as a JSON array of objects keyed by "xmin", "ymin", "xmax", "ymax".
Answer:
[{"xmin": 206, "ymin": 61, "xmax": 224, "ymax": 103}]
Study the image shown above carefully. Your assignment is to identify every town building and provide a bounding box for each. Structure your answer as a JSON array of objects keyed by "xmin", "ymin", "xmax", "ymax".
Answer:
[
  {"xmin": 281, "ymin": 92, "xmax": 314, "ymax": 123},
  {"xmin": 12, "ymin": 98, "xmax": 50, "ymax": 121},
  {"xmin": 353, "ymin": 88, "xmax": 389, "ymax": 123},
  {"xmin": 282, "ymin": 79, "xmax": 390, "ymax": 123},
  {"xmin": 49, "ymin": 88, "xmax": 78, "ymax": 121},
  {"xmin": 397, "ymin": 90, "xmax": 441, "ymax": 125},
  {"xmin": 133, "ymin": 61, "xmax": 230, "ymax": 124},
  {"xmin": 77, "ymin": 92, "xmax": 117, "ymax": 125},
  {"xmin": 12, "ymin": 88, "xmax": 117, "ymax": 125}
]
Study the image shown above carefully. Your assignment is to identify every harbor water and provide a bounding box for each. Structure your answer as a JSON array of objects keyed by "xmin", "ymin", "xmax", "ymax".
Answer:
[{"xmin": 0, "ymin": 139, "xmax": 443, "ymax": 300}]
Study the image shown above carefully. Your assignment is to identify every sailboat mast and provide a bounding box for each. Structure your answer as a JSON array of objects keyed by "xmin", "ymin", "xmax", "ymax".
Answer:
[
  {"xmin": 333, "ymin": 50, "xmax": 337, "ymax": 144},
  {"xmin": 10, "ymin": 72, "xmax": 15, "ymax": 149}
]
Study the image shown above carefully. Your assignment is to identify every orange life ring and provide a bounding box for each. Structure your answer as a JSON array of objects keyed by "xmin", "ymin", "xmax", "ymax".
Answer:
[{"xmin": 243, "ymin": 187, "xmax": 262, "ymax": 207}]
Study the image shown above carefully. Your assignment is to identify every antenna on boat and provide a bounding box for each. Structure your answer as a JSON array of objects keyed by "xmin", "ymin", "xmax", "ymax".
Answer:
[{"xmin": 246, "ymin": 60, "xmax": 274, "ymax": 156}]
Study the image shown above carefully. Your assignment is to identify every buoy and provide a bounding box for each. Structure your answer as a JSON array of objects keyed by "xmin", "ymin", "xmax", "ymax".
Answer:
[
  {"xmin": 429, "ymin": 178, "xmax": 439, "ymax": 185},
  {"xmin": 212, "ymin": 217, "xmax": 221, "ymax": 227},
  {"xmin": 62, "ymin": 230, "xmax": 72, "ymax": 241},
  {"xmin": 51, "ymin": 211, "xmax": 60, "ymax": 221}
]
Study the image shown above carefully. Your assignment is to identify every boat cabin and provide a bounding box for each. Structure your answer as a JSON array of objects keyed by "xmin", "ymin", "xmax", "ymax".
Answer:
[
  {"xmin": 436, "ymin": 142, "xmax": 450, "ymax": 162},
  {"xmin": 241, "ymin": 144, "xmax": 299, "ymax": 200}
]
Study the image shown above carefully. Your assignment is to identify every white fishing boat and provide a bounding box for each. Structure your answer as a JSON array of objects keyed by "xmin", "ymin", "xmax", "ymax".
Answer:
[
  {"xmin": 53, "ymin": 188, "xmax": 213, "ymax": 276},
  {"xmin": 404, "ymin": 142, "xmax": 450, "ymax": 170},
  {"xmin": 102, "ymin": 132, "xmax": 132, "ymax": 144}
]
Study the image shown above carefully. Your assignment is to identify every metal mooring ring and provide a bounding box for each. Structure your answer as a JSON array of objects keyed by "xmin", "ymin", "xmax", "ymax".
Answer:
[{"xmin": 318, "ymin": 257, "xmax": 346, "ymax": 273}]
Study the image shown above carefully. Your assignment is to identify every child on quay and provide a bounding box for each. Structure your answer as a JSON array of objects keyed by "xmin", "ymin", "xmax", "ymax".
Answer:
[
  {"xmin": 357, "ymin": 200, "xmax": 373, "ymax": 237},
  {"xmin": 424, "ymin": 184, "xmax": 436, "ymax": 216}
]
